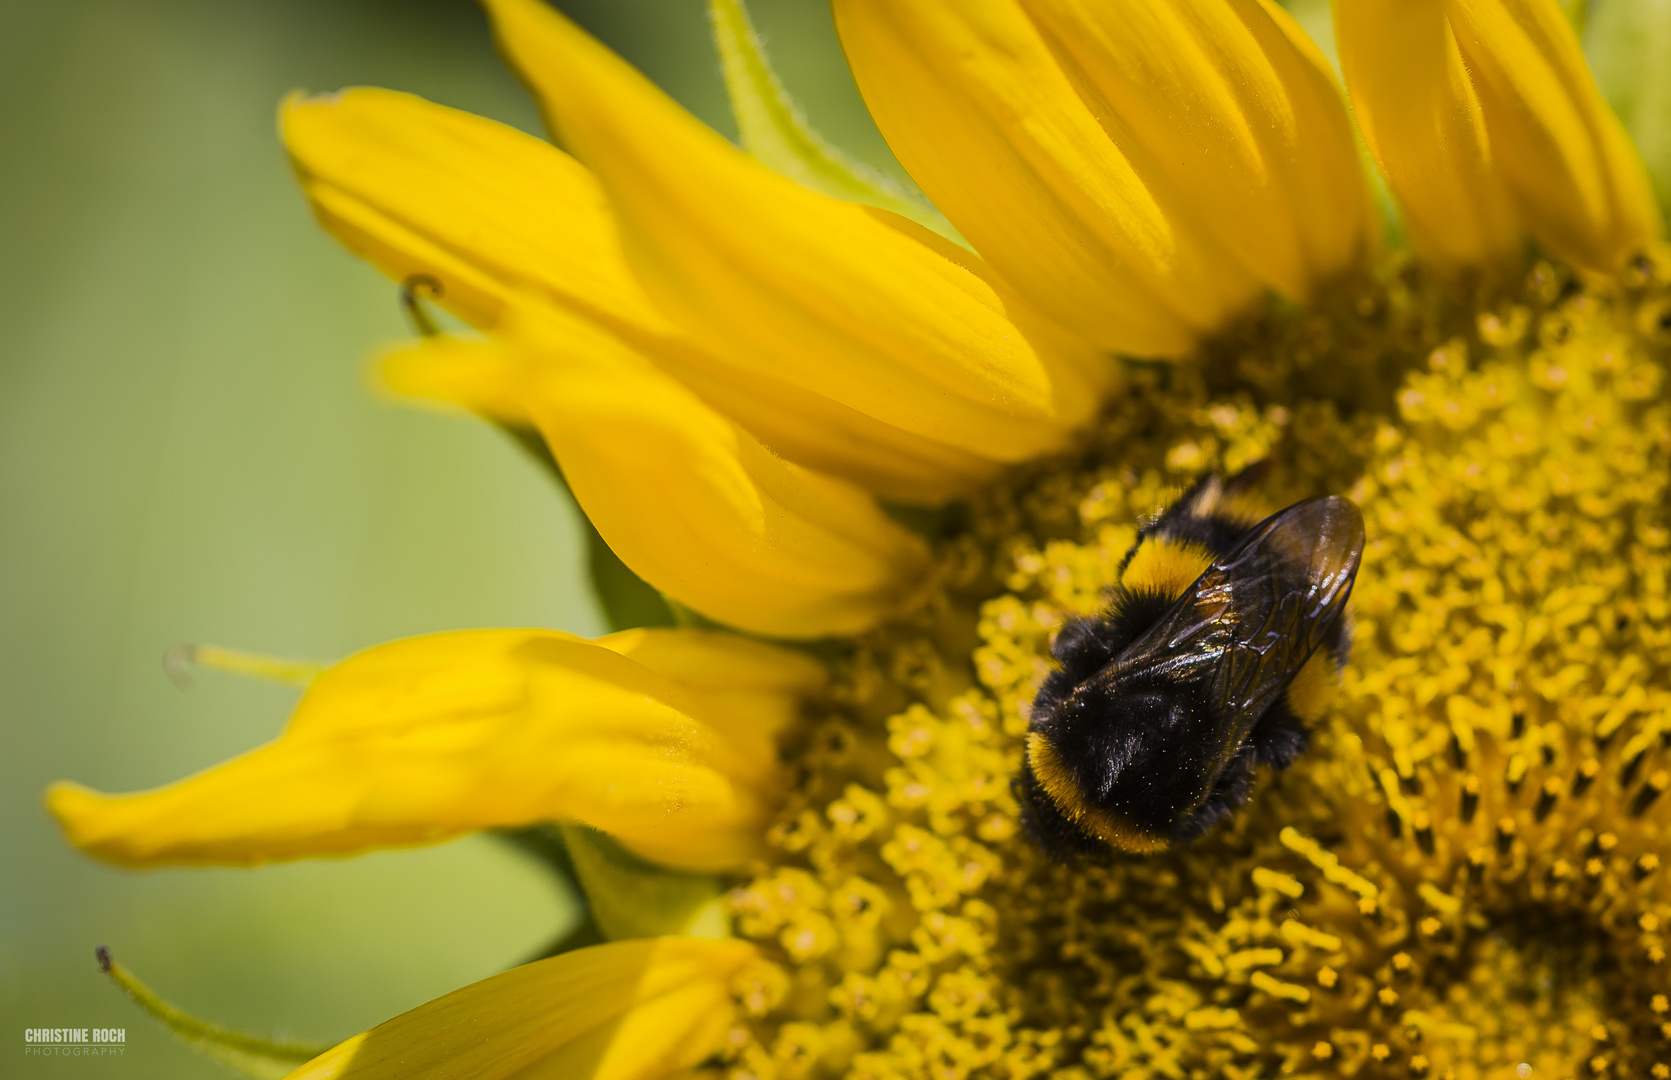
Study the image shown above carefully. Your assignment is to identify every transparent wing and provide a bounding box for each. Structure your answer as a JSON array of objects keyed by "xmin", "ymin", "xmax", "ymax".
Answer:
[{"xmin": 1119, "ymin": 495, "xmax": 1366, "ymax": 728}]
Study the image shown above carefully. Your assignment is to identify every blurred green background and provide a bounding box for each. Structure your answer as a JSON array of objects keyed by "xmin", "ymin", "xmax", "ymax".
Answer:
[
  {"xmin": 0, "ymin": 1, "xmax": 901, "ymax": 1076},
  {"xmin": 3, "ymin": 0, "xmax": 1666, "ymax": 1076}
]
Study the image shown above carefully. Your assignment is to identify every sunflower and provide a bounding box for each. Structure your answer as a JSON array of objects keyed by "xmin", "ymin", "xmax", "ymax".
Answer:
[{"xmin": 48, "ymin": 0, "xmax": 1671, "ymax": 1077}]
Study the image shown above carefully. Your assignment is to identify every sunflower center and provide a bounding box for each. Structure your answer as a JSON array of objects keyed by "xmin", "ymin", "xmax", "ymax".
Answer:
[
  {"xmin": 1453, "ymin": 910, "xmax": 1615, "ymax": 1074},
  {"xmin": 722, "ymin": 252, "xmax": 1671, "ymax": 1080}
]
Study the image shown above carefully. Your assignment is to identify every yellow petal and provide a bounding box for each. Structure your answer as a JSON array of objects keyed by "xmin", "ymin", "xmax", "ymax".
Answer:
[
  {"xmin": 655, "ymin": 353, "xmax": 1006, "ymax": 503},
  {"xmin": 1337, "ymin": 0, "xmax": 1522, "ymax": 271},
  {"xmin": 485, "ymin": 0, "xmax": 1096, "ymax": 458},
  {"xmin": 379, "ymin": 332, "xmax": 534, "ymax": 424},
  {"xmin": 832, "ymin": 0, "xmax": 1258, "ymax": 356},
  {"xmin": 286, "ymin": 88, "xmax": 1017, "ymax": 502},
  {"xmin": 1018, "ymin": 0, "xmax": 1375, "ymax": 298},
  {"xmin": 1444, "ymin": 0, "xmax": 1661, "ymax": 271},
  {"xmin": 377, "ymin": 291, "xmax": 1006, "ymax": 503},
  {"xmin": 1338, "ymin": 0, "xmax": 1660, "ymax": 273},
  {"xmin": 49, "ymin": 629, "xmax": 815, "ymax": 872},
  {"xmin": 383, "ymin": 319, "xmax": 934, "ymax": 639},
  {"xmin": 597, "ymin": 628, "xmax": 826, "ymax": 779},
  {"xmin": 287, "ymin": 937, "xmax": 755, "ymax": 1080},
  {"xmin": 284, "ymin": 88, "xmax": 669, "ymax": 335}
]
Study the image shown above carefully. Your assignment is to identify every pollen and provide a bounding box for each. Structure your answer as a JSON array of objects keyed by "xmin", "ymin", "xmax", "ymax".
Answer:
[{"xmin": 719, "ymin": 253, "xmax": 1671, "ymax": 1079}]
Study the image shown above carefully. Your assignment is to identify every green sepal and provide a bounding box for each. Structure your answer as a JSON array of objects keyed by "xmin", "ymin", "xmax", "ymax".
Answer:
[
  {"xmin": 96, "ymin": 947, "xmax": 331, "ymax": 1079},
  {"xmin": 558, "ymin": 825, "xmax": 730, "ymax": 941},
  {"xmin": 496, "ymin": 824, "xmax": 728, "ymax": 957},
  {"xmin": 585, "ymin": 528, "xmax": 677, "ymax": 632},
  {"xmin": 497, "ymin": 424, "xmax": 675, "ymax": 631},
  {"xmin": 1587, "ymin": 0, "xmax": 1671, "ymax": 223},
  {"xmin": 706, "ymin": 0, "xmax": 960, "ymax": 241},
  {"xmin": 493, "ymin": 824, "xmax": 607, "ymax": 962}
]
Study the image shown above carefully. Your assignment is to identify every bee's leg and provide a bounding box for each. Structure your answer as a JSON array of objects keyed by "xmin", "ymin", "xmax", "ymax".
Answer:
[
  {"xmin": 1032, "ymin": 616, "xmax": 1121, "ymax": 723},
  {"xmin": 1049, "ymin": 616, "xmax": 1121, "ymax": 675},
  {"xmin": 1248, "ymin": 701, "xmax": 1310, "ymax": 770}
]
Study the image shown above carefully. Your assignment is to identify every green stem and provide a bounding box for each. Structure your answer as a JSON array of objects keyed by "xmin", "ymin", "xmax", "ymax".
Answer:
[{"xmin": 97, "ymin": 947, "xmax": 332, "ymax": 1079}]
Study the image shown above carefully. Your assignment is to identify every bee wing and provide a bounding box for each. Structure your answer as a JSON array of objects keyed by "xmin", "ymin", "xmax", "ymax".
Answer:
[{"xmin": 1125, "ymin": 495, "xmax": 1365, "ymax": 724}]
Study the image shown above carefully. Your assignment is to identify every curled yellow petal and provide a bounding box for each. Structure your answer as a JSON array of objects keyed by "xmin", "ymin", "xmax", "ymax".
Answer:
[
  {"xmin": 484, "ymin": 0, "xmax": 1094, "ymax": 460},
  {"xmin": 287, "ymin": 937, "xmax": 755, "ymax": 1080},
  {"xmin": 383, "ymin": 317, "xmax": 935, "ymax": 639},
  {"xmin": 284, "ymin": 87, "xmax": 1020, "ymax": 502},
  {"xmin": 1339, "ymin": 0, "xmax": 1659, "ymax": 273},
  {"xmin": 833, "ymin": 0, "xmax": 1258, "ymax": 356},
  {"xmin": 49, "ymin": 629, "xmax": 820, "ymax": 873}
]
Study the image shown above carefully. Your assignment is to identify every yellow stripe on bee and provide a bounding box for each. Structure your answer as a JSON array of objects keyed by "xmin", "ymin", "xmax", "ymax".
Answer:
[
  {"xmin": 1215, "ymin": 489, "xmax": 1271, "ymax": 530},
  {"xmin": 1284, "ymin": 651, "xmax": 1340, "ymax": 723},
  {"xmin": 1120, "ymin": 539, "xmax": 1215, "ymax": 599},
  {"xmin": 1026, "ymin": 732, "xmax": 1169, "ymax": 853},
  {"xmin": 1179, "ymin": 475, "xmax": 1269, "ymax": 529}
]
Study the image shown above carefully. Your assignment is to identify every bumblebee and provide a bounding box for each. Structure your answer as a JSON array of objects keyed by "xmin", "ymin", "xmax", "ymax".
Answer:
[{"xmin": 1019, "ymin": 465, "xmax": 1365, "ymax": 856}]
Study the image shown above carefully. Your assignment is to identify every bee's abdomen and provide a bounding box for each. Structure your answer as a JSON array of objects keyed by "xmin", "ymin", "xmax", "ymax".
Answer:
[{"xmin": 1013, "ymin": 757, "xmax": 1116, "ymax": 860}]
